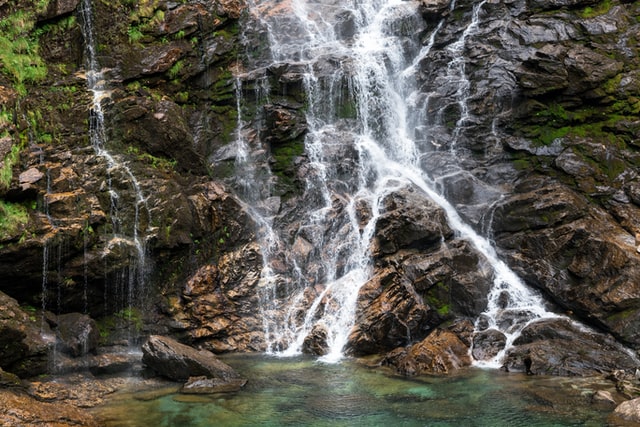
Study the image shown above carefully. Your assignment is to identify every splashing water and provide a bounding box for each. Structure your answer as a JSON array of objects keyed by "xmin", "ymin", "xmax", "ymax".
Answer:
[{"xmin": 236, "ymin": 0, "xmax": 564, "ymax": 364}]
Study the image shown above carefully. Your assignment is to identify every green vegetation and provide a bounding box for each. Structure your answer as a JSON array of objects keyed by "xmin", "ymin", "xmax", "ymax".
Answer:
[
  {"xmin": 0, "ymin": 145, "xmax": 20, "ymax": 192},
  {"xmin": 580, "ymin": 0, "xmax": 613, "ymax": 18},
  {"xmin": 168, "ymin": 60, "xmax": 184, "ymax": 79},
  {"xmin": 425, "ymin": 281, "xmax": 453, "ymax": 318},
  {"xmin": 127, "ymin": 25, "xmax": 144, "ymax": 44},
  {"xmin": 211, "ymin": 104, "xmax": 239, "ymax": 144},
  {"xmin": 524, "ymin": 98, "xmax": 638, "ymax": 147},
  {"xmin": 116, "ymin": 307, "xmax": 143, "ymax": 331},
  {"xmin": 0, "ymin": 200, "xmax": 29, "ymax": 241},
  {"xmin": 271, "ymin": 139, "xmax": 305, "ymax": 196},
  {"xmin": 126, "ymin": 146, "xmax": 177, "ymax": 172},
  {"xmin": 0, "ymin": 10, "xmax": 48, "ymax": 96}
]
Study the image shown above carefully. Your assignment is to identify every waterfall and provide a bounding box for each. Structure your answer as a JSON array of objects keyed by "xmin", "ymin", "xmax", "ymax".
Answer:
[
  {"xmin": 78, "ymin": 0, "xmax": 150, "ymax": 336},
  {"xmin": 237, "ymin": 0, "xmax": 565, "ymax": 364}
]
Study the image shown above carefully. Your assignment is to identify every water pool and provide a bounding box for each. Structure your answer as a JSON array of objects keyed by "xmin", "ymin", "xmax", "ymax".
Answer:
[{"xmin": 93, "ymin": 355, "xmax": 620, "ymax": 426}]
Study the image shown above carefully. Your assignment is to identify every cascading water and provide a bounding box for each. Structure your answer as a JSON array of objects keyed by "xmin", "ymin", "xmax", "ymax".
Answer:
[
  {"xmin": 237, "ymin": 0, "xmax": 565, "ymax": 365},
  {"xmin": 78, "ymin": 0, "xmax": 150, "ymax": 338}
]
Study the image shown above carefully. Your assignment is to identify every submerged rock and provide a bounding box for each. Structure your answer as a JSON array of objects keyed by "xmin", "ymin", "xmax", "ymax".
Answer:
[
  {"xmin": 181, "ymin": 375, "xmax": 247, "ymax": 394},
  {"xmin": 141, "ymin": 335, "xmax": 246, "ymax": 389}
]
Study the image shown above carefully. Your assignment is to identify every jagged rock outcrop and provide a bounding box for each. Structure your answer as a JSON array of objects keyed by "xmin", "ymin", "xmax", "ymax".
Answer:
[
  {"xmin": 346, "ymin": 187, "xmax": 493, "ymax": 356},
  {"xmin": 0, "ymin": 0, "xmax": 639, "ymax": 390}
]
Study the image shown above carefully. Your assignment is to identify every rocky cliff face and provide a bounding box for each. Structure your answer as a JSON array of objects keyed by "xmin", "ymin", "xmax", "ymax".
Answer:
[{"xmin": 0, "ymin": 0, "xmax": 639, "ymax": 380}]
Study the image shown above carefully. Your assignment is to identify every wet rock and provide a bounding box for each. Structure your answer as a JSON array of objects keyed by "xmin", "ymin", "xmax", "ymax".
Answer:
[
  {"xmin": 56, "ymin": 313, "xmax": 100, "ymax": 357},
  {"xmin": 262, "ymin": 103, "xmax": 307, "ymax": 146},
  {"xmin": 0, "ymin": 291, "xmax": 52, "ymax": 378},
  {"xmin": 502, "ymin": 318, "xmax": 638, "ymax": 376},
  {"xmin": 492, "ymin": 177, "xmax": 640, "ymax": 349},
  {"xmin": 613, "ymin": 398, "xmax": 640, "ymax": 424},
  {"xmin": 37, "ymin": 0, "xmax": 82, "ymax": 21},
  {"xmin": 302, "ymin": 324, "xmax": 329, "ymax": 356},
  {"xmin": 592, "ymin": 390, "xmax": 617, "ymax": 406},
  {"xmin": 382, "ymin": 324, "xmax": 473, "ymax": 376},
  {"xmin": 173, "ymin": 242, "xmax": 265, "ymax": 353},
  {"xmin": 181, "ymin": 375, "xmax": 247, "ymax": 394},
  {"xmin": 419, "ymin": 0, "xmax": 452, "ymax": 18},
  {"xmin": 472, "ymin": 329, "xmax": 507, "ymax": 361},
  {"xmin": 347, "ymin": 267, "xmax": 437, "ymax": 356},
  {"xmin": 607, "ymin": 369, "xmax": 640, "ymax": 399},
  {"xmin": 373, "ymin": 187, "xmax": 452, "ymax": 255},
  {"xmin": 0, "ymin": 388, "xmax": 99, "ymax": 427},
  {"xmin": 0, "ymin": 367, "xmax": 21, "ymax": 388},
  {"xmin": 142, "ymin": 335, "xmax": 246, "ymax": 385}
]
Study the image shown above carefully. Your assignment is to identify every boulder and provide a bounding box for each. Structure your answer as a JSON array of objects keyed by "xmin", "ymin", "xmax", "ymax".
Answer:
[
  {"xmin": 613, "ymin": 398, "xmax": 640, "ymax": 424},
  {"xmin": 0, "ymin": 291, "xmax": 53, "ymax": 378},
  {"xmin": 302, "ymin": 324, "xmax": 329, "ymax": 356},
  {"xmin": 381, "ymin": 322, "xmax": 473, "ymax": 376},
  {"xmin": 141, "ymin": 335, "xmax": 246, "ymax": 387},
  {"xmin": 472, "ymin": 328, "xmax": 507, "ymax": 361},
  {"xmin": 55, "ymin": 313, "xmax": 100, "ymax": 357},
  {"xmin": 373, "ymin": 187, "xmax": 453, "ymax": 256},
  {"xmin": 502, "ymin": 318, "xmax": 638, "ymax": 376},
  {"xmin": 347, "ymin": 267, "xmax": 437, "ymax": 356},
  {"xmin": 493, "ymin": 178, "xmax": 640, "ymax": 349}
]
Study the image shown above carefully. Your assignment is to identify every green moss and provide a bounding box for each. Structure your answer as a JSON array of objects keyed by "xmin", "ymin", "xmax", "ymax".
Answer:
[
  {"xmin": 271, "ymin": 139, "xmax": 305, "ymax": 197},
  {"xmin": 0, "ymin": 10, "xmax": 47, "ymax": 96},
  {"xmin": 127, "ymin": 25, "xmax": 144, "ymax": 44},
  {"xmin": 425, "ymin": 281, "xmax": 453, "ymax": 318},
  {"xmin": 168, "ymin": 60, "xmax": 184, "ymax": 79},
  {"xmin": 513, "ymin": 158, "xmax": 531, "ymax": 171},
  {"xmin": 271, "ymin": 140, "xmax": 305, "ymax": 174},
  {"xmin": 1, "ymin": 149, "xmax": 16, "ymax": 191},
  {"xmin": 210, "ymin": 104, "xmax": 239, "ymax": 143},
  {"xmin": 580, "ymin": 0, "xmax": 612, "ymax": 18},
  {"xmin": 116, "ymin": 307, "xmax": 143, "ymax": 331},
  {"xmin": 126, "ymin": 146, "xmax": 177, "ymax": 172},
  {"xmin": 0, "ymin": 200, "xmax": 29, "ymax": 241}
]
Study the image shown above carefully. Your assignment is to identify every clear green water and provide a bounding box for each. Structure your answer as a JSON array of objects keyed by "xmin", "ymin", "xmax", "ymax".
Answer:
[{"xmin": 94, "ymin": 355, "xmax": 617, "ymax": 426}]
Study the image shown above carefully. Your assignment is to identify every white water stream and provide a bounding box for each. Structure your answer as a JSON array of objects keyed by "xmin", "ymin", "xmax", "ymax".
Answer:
[
  {"xmin": 79, "ymin": 0, "xmax": 150, "ymax": 324},
  {"xmin": 236, "ymin": 0, "xmax": 564, "ymax": 365}
]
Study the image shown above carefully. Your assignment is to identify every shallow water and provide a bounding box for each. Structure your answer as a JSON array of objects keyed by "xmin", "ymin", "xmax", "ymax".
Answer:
[{"xmin": 92, "ymin": 355, "xmax": 623, "ymax": 426}]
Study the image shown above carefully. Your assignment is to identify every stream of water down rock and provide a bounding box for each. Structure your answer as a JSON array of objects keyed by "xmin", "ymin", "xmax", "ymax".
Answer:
[{"xmin": 228, "ymin": 0, "xmax": 567, "ymax": 365}]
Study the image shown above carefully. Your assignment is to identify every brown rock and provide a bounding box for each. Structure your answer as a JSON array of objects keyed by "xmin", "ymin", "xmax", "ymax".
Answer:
[
  {"xmin": 0, "ymin": 291, "xmax": 52, "ymax": 378},
  {"xmin": 382, "ymin": 325, "xmax": 473, "ymax": 376},
  {"xmin": 0, "ymin": 388, "xmax": 100, "ymax": 427},
  {"xmin": 141, "ymin": 335, "xmax": 246, "ymax": 385},
  {"xmin": 613, "ymin": 398, "xmax": 640, "ymax": 424}
]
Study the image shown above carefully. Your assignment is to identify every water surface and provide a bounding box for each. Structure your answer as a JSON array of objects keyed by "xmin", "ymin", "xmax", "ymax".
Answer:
[{"xmin": 94, "ymin": 355, "xmax": 618, "ymax": 426}]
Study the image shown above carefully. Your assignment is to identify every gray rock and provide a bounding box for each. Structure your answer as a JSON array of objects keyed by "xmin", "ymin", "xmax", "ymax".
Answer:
[
  {"xmin": 181, "ymin": 375, "xmax": 247, "ymax": 394},
  {"xmin": 56, "ymin": 312, "xmax": 100, "ymax": 357},
  {"xmin": 142, "ymin": 335, "xmax": 245, "ymax": 384}
]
